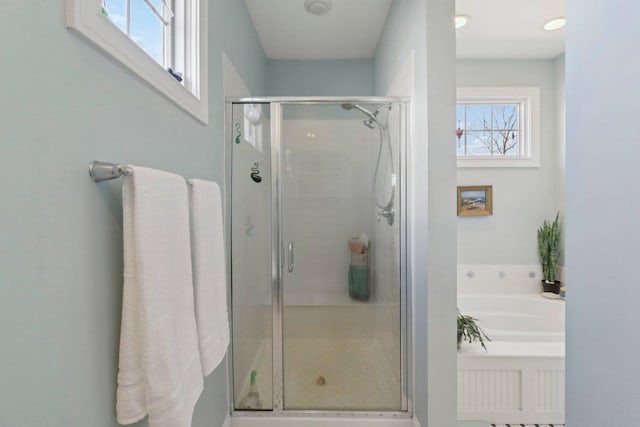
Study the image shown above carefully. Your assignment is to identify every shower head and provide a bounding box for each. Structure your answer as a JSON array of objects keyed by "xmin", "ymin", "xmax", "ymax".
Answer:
[{"xmin": 341, "ymin": 103, "xmax": 376, "ymax": 121}]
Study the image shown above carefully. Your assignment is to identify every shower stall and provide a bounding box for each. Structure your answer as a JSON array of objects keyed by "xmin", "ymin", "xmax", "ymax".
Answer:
[{"xmin": 225, "ymin": 97, "xmax": 410, "ymax": 418}]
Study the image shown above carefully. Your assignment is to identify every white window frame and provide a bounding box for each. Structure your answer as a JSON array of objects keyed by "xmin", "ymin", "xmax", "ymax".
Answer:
[
  {"xmin": 456, "ymin": 87, "xmax": 540, "ymax": 168},
  {"xmin": 67, "ymin": 0, "xmax": 208, "ymax": 124}
]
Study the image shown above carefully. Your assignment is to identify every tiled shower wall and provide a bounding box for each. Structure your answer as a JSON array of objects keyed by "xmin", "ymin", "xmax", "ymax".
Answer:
[{"xmin": 282, "ymin": 117, "xmax": 376, "ymax": 304}]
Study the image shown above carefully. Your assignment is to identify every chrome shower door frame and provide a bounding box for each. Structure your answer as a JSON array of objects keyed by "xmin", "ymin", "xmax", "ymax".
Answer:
[
  {"xmin": 226, "ymin": 97, "xmax": 411, "ymax": 419},
  {"xmin": 271, "ymin": 102, "xmax": 284, "ymax": 411}
]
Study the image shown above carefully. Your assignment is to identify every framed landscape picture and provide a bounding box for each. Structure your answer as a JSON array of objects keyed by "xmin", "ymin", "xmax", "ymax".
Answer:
[{"xmin": 457, "ymin": 185, "xmax": 493, "ymax": 216}]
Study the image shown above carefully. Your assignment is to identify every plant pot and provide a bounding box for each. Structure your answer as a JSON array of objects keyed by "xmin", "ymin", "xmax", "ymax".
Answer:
[
  {"xmin": 457, "ymin": 332, "xmax": 462, "ymax": 350},
  {"xmin": 541, "ymin": 280, "xmax": 561, "ymax": 294}
]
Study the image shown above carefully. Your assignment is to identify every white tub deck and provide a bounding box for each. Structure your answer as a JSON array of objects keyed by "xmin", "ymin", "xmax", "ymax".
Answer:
[{"xmin": 457, "ymin": 293, "xmax": 565, "ymax": 425}]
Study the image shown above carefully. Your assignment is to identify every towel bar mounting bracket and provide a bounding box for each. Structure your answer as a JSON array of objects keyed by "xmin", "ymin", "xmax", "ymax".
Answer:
[{"xmin": 89, "ymin": 161, "xmax": 133, "ymax": 182}]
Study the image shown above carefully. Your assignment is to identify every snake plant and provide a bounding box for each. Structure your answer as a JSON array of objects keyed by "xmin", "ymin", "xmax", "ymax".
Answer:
[{"xmin": 538, "ymin": 212, "xmax": 561, "ymax": 283}]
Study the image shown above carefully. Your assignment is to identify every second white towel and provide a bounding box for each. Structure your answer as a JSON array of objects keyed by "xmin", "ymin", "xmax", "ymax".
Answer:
[{"xmin": 188, "ymin": 179, "xmax": 230, "ymax": 376}]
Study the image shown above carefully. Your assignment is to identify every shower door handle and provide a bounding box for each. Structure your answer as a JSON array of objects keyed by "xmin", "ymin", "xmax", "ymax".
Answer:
[{"xmin": 287, "ymin": 241, "xmax": 294, "ymax": 273}]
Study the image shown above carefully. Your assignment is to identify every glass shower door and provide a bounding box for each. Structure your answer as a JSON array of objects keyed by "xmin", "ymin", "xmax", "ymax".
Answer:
[
  {"xmin": 280, "ymin": 103, "xmax": 403, "ymax": 411},
  {"xmin": 230, "ymin": 103, "xmax": 273, "ymax": 410}
]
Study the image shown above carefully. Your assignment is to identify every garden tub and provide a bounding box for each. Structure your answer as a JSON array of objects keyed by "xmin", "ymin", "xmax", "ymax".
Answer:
[
  {"xmin": 457, "ymin": 294, "xmax": 565, "ymax": 342},
  {"xmin": 456, "ymin": 294, "xmax": 565, "ymax": 425}
]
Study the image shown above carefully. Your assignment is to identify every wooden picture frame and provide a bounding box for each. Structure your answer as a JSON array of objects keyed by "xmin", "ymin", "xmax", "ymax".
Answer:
[{"xmin": 457, "ymin": 185, "xmax": 493, "ymax": 216}]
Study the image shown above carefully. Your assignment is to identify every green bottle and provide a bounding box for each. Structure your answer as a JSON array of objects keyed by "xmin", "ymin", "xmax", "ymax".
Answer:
[{"xmin": 240, "ymin": 370, "xmax": 261, "ymax": 409}]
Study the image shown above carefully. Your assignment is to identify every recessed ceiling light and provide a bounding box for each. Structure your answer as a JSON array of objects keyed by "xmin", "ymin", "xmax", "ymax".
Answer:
[
  {"xmin": 543, "ymin": 17, "xmax": 566, "ymax": 31},
  {"xmin": 455, "ymin": 15, "xmax": 470, "ymax": 30},
  {"xmin": 304, "ymin": 0, "xmax": 332, "ymax": 16}
]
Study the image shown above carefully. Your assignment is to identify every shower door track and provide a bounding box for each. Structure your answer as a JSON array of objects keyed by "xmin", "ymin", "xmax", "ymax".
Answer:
[
  {"xmin": 230, "ymin": 410, "xmax": 413, "ymax": 419},
  {"xmin": 226, "ymin": 97, "xmax": 412, "ymax": 418}
]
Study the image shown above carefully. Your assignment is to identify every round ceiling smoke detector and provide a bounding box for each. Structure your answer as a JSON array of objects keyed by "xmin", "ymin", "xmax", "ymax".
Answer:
[{"xmin": 304, "ymin": 0, "xmax": 332, "ymax": 16}]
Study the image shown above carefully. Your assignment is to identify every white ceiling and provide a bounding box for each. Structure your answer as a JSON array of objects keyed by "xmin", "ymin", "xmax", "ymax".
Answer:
[
  {"xmin": 244, "ymin": 0, "xmax": 565, "ymax": 61},
  {"xmin": 244, "ymin": 0, "xmax": 393, "ymax": 60},
  {"xmin": 456, "ymin": 0, "xmax": 565, "ymax": 59}
]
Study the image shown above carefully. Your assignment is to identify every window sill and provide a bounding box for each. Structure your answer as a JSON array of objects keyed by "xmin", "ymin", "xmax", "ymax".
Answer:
[
  {"xmin": 457, "ymin": 157, "xmax": 540, "ymax": 168},
  {"xmin": 66, "ymin": 0, "xmax": 208, "ymax": 124}
]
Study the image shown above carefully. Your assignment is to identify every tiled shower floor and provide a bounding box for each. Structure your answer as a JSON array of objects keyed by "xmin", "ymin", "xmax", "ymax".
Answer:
[{"xmin": 249, "ymin": 337, "xmax": 401, "ymax": 411}]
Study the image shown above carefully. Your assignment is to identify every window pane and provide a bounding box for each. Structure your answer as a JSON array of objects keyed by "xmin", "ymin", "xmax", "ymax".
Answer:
[
  {"xmin": 456, "ymin": 105, "xmax": 466, "ymax": 130},
  {"xmin": 104, "ymin": 0, "xmax": 127, "ymax": 33},
  {"xmin": 130, "ymin": 0, "xmax": 164, "ymax": 65},
  {"xmin": 503, "ymin": 132, "xmax": 521, "ymax": 156},
  {"xmin": 492, "ymin": 104, "xmax": 519, "ymax": 130},
  {"xmin": 456, "ymin": 136, "xmax": 465, "ymax": 156},
  {"xmin": 490, "ymin": 130, "xmax": 518, "ymax": 156},
  {"xmin": 456, "ymin": 105, "xmax": 466, "ymax": 155},
  {"xmin": 456, "ymin": 89, "xmax": 536, "ymax": 164},
  {"xmin": 466, "ymin": 131, "xmax": 492, "ymax": 156},
  {"xmin": 465, "ymin": 104, "xmax": 492, "ymax": 130}
]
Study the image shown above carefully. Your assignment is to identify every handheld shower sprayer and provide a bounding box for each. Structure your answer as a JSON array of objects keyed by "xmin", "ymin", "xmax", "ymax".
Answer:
[{"xmin": 341, "ymin": 102, "xmax": 396, "ymax": 225}]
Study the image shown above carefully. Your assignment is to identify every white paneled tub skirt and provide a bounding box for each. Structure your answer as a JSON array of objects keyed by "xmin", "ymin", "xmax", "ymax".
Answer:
[{"xmin": 457, "ymin": 294, "xmax": 565, "ymax": 425}]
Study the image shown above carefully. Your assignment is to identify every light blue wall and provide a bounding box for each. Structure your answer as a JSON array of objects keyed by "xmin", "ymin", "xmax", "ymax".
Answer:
[
  {"xmin": 457, "ymin": 59, "xmax": 563, "ymax": 265},
  {"xmin": 375, "ymin": 0, "xmax": 457, "ymax": 425},
  {"xmin": 267, "ymin": 59, "xmax": 373, "ymax": 96},
  {"xmin": 565, "ymin": 2, "xmax": 640, "ymax": 425},
  {"xmin": 553, "ymin": 54, "xmax": 566, "ymax": 266},
  {"xmin": 0, "ymin": 1, "xmax": 265, "ymax": 426},
  {"xmin": 222, "ymin": 0, "xmax": 267, "ymax": 95}
]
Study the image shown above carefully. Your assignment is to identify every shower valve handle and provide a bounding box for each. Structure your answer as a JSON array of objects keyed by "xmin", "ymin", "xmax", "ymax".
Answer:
[
  {"xmin": 288, "ymin": 241, "xmax": 294, "ymax": 273},
  {"xmin": 377, "ymin": 205, "xmax": 395, "ymax": 226}
]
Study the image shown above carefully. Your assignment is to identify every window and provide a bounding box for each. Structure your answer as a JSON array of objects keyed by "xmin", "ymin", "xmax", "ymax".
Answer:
[
  {"xmin": 456, "ymin": 87, "xmax": 540, "ymax": 167},
  {"xmin": 103, "ymin": 0, "xmax": 169, "ymax": 67},
  {"xmin": 67, "ymin": 0, "xmax": 208, "ymax": 123}
]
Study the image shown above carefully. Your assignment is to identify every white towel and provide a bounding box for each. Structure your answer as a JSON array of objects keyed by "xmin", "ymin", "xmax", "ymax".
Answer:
[
  {"xmin": 116, "ymin": 167, "xmax": 203, "ymax": 427},
  {"xmin": 188, "ymin": 179, "xmax": 230, "ymax": 376}
]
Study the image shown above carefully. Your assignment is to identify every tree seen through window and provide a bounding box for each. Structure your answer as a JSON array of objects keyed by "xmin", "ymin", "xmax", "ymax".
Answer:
[{"xmin": 456, "ymin": 103, "xmax": 521, "ymax": 157}]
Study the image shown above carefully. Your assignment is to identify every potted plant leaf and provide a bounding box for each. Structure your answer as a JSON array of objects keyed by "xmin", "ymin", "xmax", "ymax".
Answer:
[
  {"xmin": 537, "ymin": 212, "xmax": 561, "ymax": 294},
  {"xmin": 457, "ymin": 310, "xmax": 490, "ymax": 351}
]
